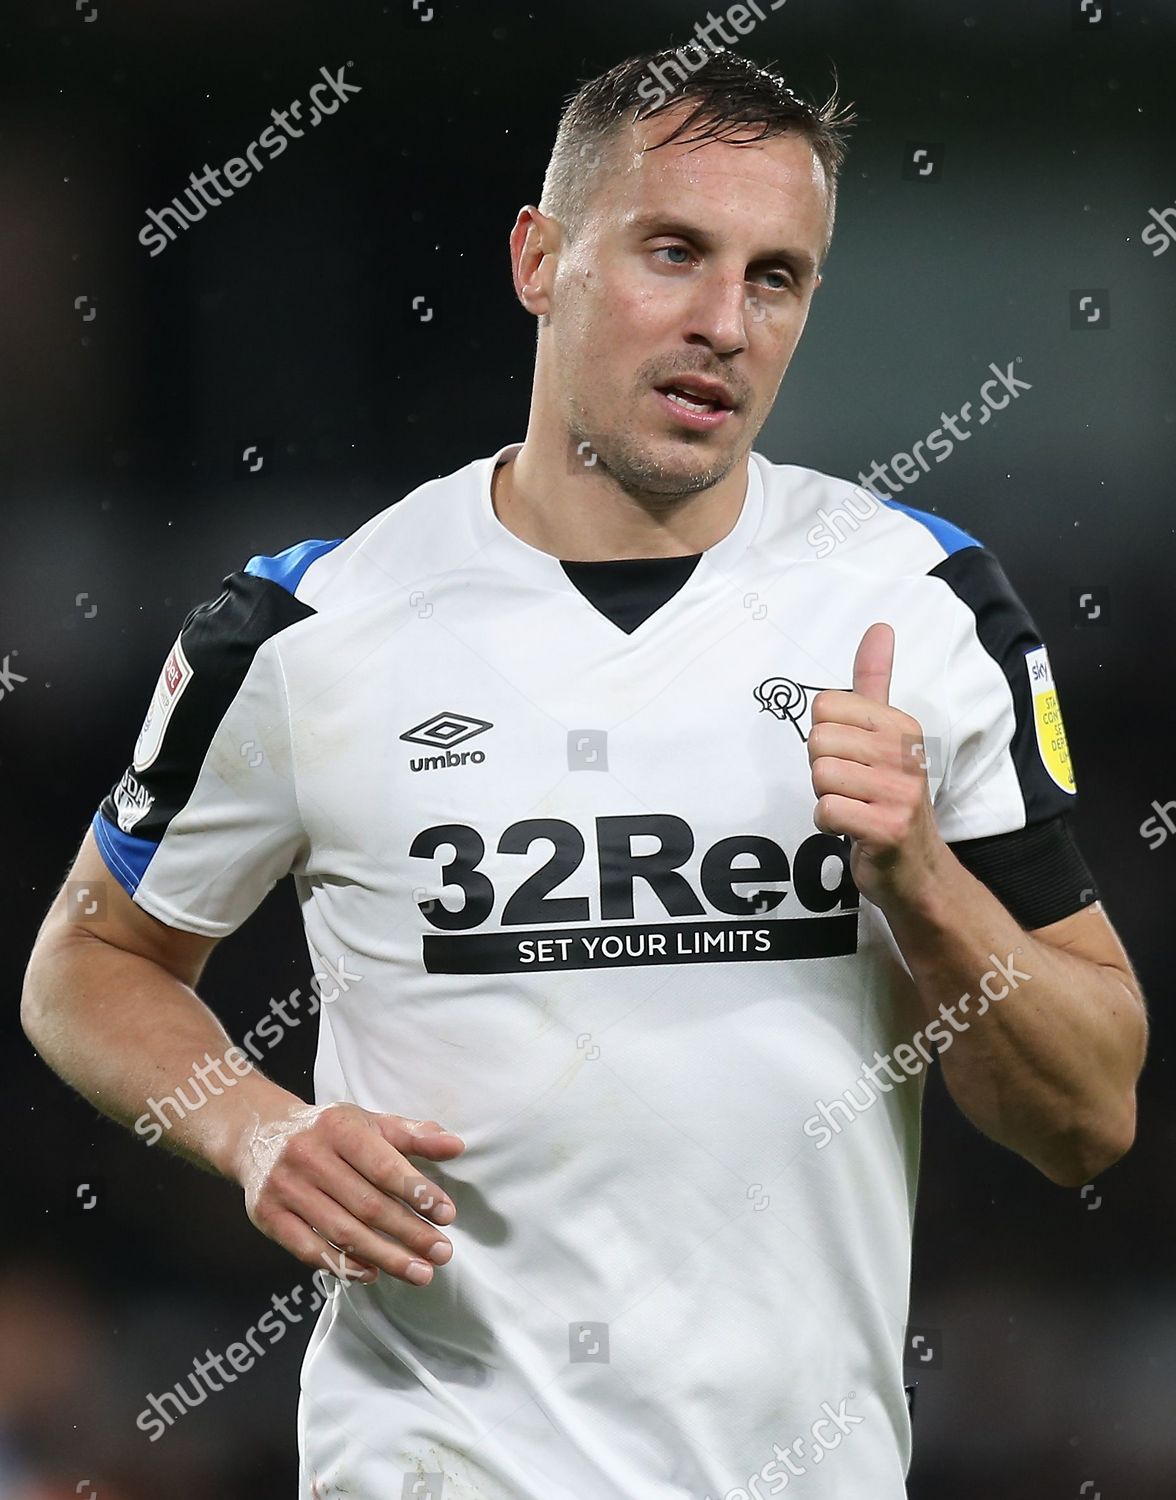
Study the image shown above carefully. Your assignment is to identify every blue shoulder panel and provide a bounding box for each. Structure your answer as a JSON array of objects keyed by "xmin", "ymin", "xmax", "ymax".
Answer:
[
  {"xmin": 244, "ymin": 538, "xmax": 342, "ymax": 594},
  {"xmin": 92, "ymin": 809, "xmax": 157, "ymax": 897},
  {"xmin": 876, "ymin": 498, "xmax": 980, "ymax": 558}
]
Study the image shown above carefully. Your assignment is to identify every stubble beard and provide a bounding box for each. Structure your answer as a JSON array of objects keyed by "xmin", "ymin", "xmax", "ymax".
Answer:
[{"xmin": 566, "ymin": 396, "xmax": 742, "ymax": 509}]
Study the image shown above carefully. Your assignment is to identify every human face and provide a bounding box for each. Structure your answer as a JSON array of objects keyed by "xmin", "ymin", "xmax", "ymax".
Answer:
[{"xmin": 543, "ymin": 112, "xmax": 830, "ymax": 499}]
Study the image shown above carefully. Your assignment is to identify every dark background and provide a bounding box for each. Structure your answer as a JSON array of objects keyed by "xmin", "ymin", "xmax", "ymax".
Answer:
[{"xmin": 3, "ymin": 0, "xmax": 1174, "ymax": 1495}]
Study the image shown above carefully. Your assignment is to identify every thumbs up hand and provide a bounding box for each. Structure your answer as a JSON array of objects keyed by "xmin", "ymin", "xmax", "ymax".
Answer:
[{"xmin": 807, "ymin": 623, "xmax": 946, "ymax": 910}]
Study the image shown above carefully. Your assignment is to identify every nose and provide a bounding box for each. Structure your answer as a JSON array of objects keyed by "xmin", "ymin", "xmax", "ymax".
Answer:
[{"xmin": 682, "ymin": 264, "xmax": 751, "ymax": 356}]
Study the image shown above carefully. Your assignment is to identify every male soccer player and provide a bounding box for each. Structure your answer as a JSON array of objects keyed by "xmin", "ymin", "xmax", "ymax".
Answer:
[{"xmin": 23, "ymin": 46, "xmax": 1147, "ymax": 1500}]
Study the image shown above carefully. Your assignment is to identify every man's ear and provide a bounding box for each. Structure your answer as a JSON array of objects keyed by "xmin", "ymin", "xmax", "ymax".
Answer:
[
  {"xmin": 813, "ymin": 271, "xmax": 824, "ymax": 292},
  {"xmin": 511, "ymin": 206, "xmax": 561, "ymax": 317}
]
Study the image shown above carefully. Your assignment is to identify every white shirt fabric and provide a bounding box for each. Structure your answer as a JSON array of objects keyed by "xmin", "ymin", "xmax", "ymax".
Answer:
[{"xmin": 94, "ymin": 442, "xmax": 1079, "ymax": 1499}]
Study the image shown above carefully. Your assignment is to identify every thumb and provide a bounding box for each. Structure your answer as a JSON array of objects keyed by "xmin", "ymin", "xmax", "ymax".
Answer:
[{"xmin": 852, "ymin": 622, "xmax": 894, "ymax": 705}]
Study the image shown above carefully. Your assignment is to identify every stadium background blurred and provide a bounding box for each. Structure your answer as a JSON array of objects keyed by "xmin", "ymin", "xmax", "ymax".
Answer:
[{"xmin": 2, "ymin": 1, "xmax": 1174, "ymax": 1495}]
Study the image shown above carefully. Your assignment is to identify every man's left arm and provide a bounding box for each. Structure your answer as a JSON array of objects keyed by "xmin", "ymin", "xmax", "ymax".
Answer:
[{"xmin": 809, "ymin": 622, "xmax": 1148, "ymax": 1189}]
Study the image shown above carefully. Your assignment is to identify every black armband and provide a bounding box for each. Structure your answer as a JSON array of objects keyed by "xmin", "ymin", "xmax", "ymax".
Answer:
[{"xmin": 947, "ymin": 812, "xmax": 1098, "ymax": 930}]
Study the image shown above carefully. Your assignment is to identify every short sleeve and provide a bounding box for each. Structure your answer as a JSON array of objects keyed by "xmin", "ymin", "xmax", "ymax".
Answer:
[
  {"xmin": 92, "ymin": 569, "xmax": 313, "ymax": 937},
  {"xmin": 930, "ymin": 545, "xmax": 1078, "ymax": 844}
]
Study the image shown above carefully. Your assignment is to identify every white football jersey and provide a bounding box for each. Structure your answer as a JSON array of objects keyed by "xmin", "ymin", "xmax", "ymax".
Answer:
[{"xmin": 95, "ymin": 442, "xmax": 1083, "ymax": 1499}]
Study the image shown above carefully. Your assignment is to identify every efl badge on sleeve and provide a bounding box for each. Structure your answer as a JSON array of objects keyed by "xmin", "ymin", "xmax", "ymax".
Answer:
[
  {"xmin": 1026, "ymin": 645, "xmax": 1075, "ymax": 794},
  {"xmin": 133, "ymin": 636, "xmax": 194, "ymax": 772}
]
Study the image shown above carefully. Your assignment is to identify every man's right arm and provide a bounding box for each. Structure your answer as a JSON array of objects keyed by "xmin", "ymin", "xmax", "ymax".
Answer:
[{"xmin": 21, "ymin": 828, "xmax": 464, "ymax": 1287}]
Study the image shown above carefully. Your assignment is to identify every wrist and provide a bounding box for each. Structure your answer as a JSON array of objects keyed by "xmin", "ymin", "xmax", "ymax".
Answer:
[
  {"xmin": 204, "ymin": 1079, "xmax": 307, "ymax": 1185},
  {"xmin": 875, "ymin": 832, "xmax": 960, "ymax": 930}
]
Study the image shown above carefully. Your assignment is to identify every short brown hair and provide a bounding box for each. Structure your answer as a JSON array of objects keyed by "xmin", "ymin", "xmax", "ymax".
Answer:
[{"xmin": 540, "ymin": 46, "xmax": 856, "ymax": 260}]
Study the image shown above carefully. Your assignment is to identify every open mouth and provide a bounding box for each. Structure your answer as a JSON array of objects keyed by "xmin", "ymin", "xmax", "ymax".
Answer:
[
  {"xmin": 657, "ymin": 383, "xmax": 734, "ymax": 414},
  {"xmin": 654, "ymin": 383, "xmax": 737, "ymax": 429},
  {"xmin": 663, "ymin": 387, "xmax": 723, "ymax": 414}
]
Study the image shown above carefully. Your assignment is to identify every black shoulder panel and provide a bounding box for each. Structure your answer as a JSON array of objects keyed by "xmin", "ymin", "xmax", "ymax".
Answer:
[
  {"xmin": 930, "ymin": 546, "xmax": 1077, "ymax": 826},
  {"xmin": 100, "ymin": 572, "xmax": 313, "ymax": 848}
]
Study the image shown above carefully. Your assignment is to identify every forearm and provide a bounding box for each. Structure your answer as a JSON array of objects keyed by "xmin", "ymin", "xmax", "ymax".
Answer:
[
  {"xmin": 21, "ymin": 930, "xmax": 301, "ymax": 1181},
  {"xmin": 881, "ymin": 844, "xmax": 1146, "ymax": 1185}
]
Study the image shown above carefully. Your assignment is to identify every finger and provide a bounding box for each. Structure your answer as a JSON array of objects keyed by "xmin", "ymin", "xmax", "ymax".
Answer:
[
  {"xmin": 380, "ymin": 1116, "xmax": 467, "ymax": 1157},
  {"xmin": 811, "ymin": 689, "xmax": 891, "ymax": 732},
  {"xmin": 293, "ymin": 1186, "xmax": 450, "ymax": 1284},
  {"xmin": 806, "ymin": 722, "xmax": 877, "ymax": 769},
  {"xmin": 337, "ymin": 1126, "xmax": 459, "ymax": 1226},
  {"xmin": 321, "ymin": 1153, "xmax": 455, "ymax": 1262},
  {"xmin": 809, "ymin": 721, "xmax": 925, "ymax": 780},
  {"xmin": 257, "ymin": 1206, "xmax": 380, "ymax": 1282},
  {"xmin": 810, "ymin": 757, "xmax": 887, "ymax": 804},
  {"xmin": 317, "ymin": 1245, "xmax": 383, "ymax": 1288},
  {"xmin": 813, "ymin": 795, "xmax": 900, "ymax": 850},
  {"xmin": 852, "ymin": 622, "xmax": 894, "ymax": 706},
  {"xmin": 814, "ymin": 792, "xmax": 884, "ymax": 840}
]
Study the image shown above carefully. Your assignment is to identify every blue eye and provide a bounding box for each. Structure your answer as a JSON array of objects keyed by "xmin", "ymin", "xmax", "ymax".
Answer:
[{"xmin": 654, "ymin": 246, "xmax": 793, "ymax": 291}]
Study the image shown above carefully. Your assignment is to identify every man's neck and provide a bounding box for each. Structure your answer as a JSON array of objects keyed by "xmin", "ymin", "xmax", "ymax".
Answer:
[{"xmin": 490, "ymin": 444, "xmax": 750, "ymax": 563}]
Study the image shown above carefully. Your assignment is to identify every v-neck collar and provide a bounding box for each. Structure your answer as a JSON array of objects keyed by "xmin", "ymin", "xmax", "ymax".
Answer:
[
  {"xmin": 473, "ymin": 442, "xmax": 765, "ymax": 634},
  {"xmin": 559, "ymin": 553, "xmax": 704, "ymax": 635}
]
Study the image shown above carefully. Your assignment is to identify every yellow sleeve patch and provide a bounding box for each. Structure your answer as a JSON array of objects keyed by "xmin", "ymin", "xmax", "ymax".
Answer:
[{"xmin": 1026, "ymin": 645, "xmax": 1076, "ymax": 794}]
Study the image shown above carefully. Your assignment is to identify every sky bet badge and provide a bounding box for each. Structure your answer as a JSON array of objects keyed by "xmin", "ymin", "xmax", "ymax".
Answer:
[{"xmin": 1026, "ymin": 645, "xmax": 1075, "ymax": 794}]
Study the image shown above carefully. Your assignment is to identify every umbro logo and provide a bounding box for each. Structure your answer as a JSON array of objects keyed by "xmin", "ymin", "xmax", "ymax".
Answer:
[{"xmin": 401, "ymin": 710, "xmax": 493, "ymax": 773}]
